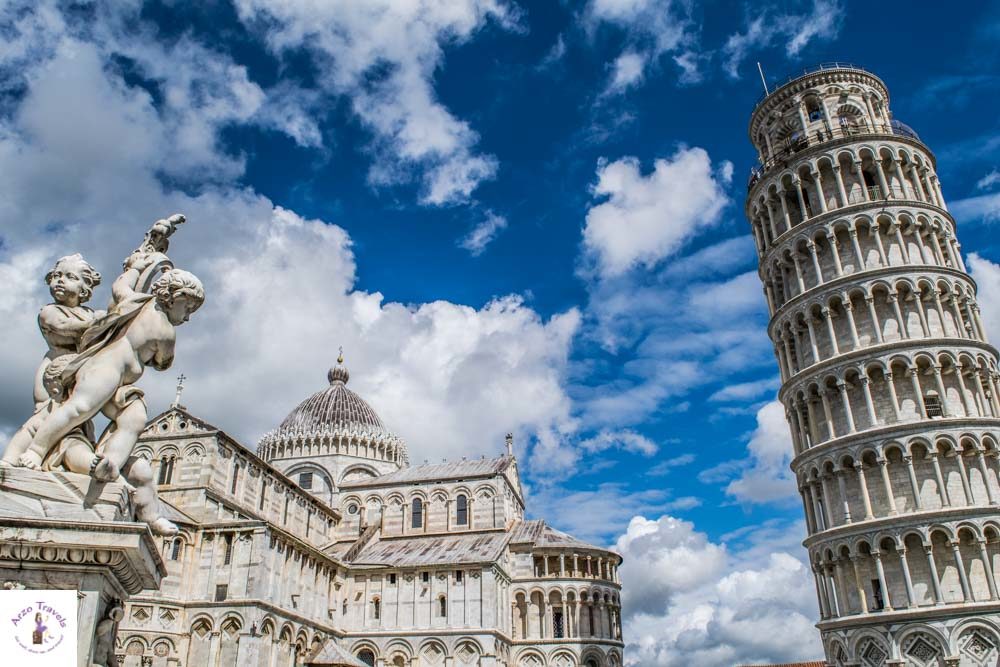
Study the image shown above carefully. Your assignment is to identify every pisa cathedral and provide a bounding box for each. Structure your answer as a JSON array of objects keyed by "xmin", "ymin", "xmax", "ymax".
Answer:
[
  {"xmin": 112, "ymin": 358, "xmax": 624, "ymax": 666},
  {"xmin": 748, "ymin": 64, "xmax": 1000, "ymax": 666}
]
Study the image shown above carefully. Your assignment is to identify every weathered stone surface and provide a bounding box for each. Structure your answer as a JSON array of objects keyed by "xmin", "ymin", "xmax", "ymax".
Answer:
[{"xmin": 0, "ymin": 466, "xmax": 131, "ymax": 523}]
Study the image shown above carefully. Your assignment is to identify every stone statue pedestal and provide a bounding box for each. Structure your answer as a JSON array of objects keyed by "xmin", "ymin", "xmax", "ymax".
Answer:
[{"xmin": 0, "ymin": 466, "xmax": 165, "ymax": 666}]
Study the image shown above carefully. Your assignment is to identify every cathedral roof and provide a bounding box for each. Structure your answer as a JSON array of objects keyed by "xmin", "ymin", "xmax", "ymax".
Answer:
[
  {"xmin": 339, "ymin": 454, "xmax": 513, "ymax": 488},
  {"xmin": 510, "ymin": 520, "xmax": 619, "ymax": 557},
  {"xmin": 348, "ymin": 531, "xmax": 510, "ymax": 567}
]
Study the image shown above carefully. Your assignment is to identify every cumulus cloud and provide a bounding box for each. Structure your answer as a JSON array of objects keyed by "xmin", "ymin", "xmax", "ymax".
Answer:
[
  {"xmin": 616, "ymin": 514, "xmax": 819, "ymax": 667},
  {"xmin": 582, "ymin": 147, "xmax": 731, "ymax": 279},
  {"xmin": 969, "ymin": 253, "xmax": 1000, "ymax": 341},
  {"xmin": 700, "ymin": 401, "xmax": 798, "ymax": 505},
  {"xmin": 722, "ymin": 0, "xmax": 844, "ymax": 78},
  {"xmin": 233, "ymin": 0, "xmax": 514, "ymax": 205},
  {"xmin": 586, "ymin": 0, "xmax": 699, "ymax": 91},
  {"xmin": 0, "ymin": 1, "xmax": 580, "ymax": 470},
  {"xmin": 459, "ymin": 210, "xmax": 508, "ymax": 256}
]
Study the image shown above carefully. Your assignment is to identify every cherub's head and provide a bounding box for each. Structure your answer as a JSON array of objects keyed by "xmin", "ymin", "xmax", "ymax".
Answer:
[
  {"xmin": 152, "ymin": 269, "xmax": 205, "ymax": 325},
  {"xmin": 45, "ymin": 254, "xmax": 101, "ymax": 307}
]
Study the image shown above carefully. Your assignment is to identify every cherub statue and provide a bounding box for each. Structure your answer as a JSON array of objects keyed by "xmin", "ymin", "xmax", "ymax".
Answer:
[
  {"xmin": 19, "ymin": 268, "xmax": 205, "ymax": 478},
  {"xmin": 36, "ymin": 254, "xmax": 103, "ymax": 405},
  {"xmin": 1, "ymin": 254, "xmax": 103, "ymax": 466}
]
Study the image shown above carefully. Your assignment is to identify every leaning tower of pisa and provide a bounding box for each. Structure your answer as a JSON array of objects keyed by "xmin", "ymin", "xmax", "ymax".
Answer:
[{"xmin": 746, "ymin": 64, "xmax": 1000, "ymax": 666}]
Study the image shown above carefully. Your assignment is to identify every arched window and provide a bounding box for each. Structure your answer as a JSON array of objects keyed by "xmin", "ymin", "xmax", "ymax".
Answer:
[
  {"xmin": 358, "ymin": 649, "xmax": 376, "ymax": 667},
  {"xmin": 439, "ymin": 595, "xmax": 447, "ymax": 618},
  {"xmin": 342, "ymin": 600, "xmax": 348, "ymax": 616},
  {"xmin": 411, "ymin": 498, "xmax": 423, "ymax": 529},
  {"xmin": 223, "ymin": 534, "xmax": 234, "ymax": 565},
  {"xmin": 456, "ymin": 494, "xmax": 468, "ymax": 526},
  {"xmin": 170, "ymin": 538, "xmax": 182, "ymax": 561},
  {"xmin": 231, "ymin": 463, "xmax": 240, "ymax": 495},
  {"xmin": 158, "ymin": 456, "xmax": 175, "ymax": 485},
  {"xmin": 372, "ymin": 597, "xmax": 381, "ymax": 620}
]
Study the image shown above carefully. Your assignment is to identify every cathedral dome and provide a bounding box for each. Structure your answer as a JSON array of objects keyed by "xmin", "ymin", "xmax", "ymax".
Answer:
[
  {"xmin": 279, "ymin": 361, "xmax": 385, "ymax": 434},
  {"xmin": 257, "ymin": 355, "xmax": 408, "ymax": 467}
]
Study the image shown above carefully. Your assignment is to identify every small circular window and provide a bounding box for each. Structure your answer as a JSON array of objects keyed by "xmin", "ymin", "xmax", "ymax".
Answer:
[{"xmin": 347, "ymin": 503, "xmax": 359, "ymax": 515}]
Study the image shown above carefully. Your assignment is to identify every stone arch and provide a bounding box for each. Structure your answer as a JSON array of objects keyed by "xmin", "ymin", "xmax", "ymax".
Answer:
[
  {"xmin": 455, "ymin": 638, "xmax": 483, "ymax": 665},
  {"xmin": 419, "ymin": 638, "xmax": 448, "ymax": 666},
  {"xmin": 516, "ymin": 649, "xmax": 547, "ymax": 667},
  {"xmin": 952, "ymin": 620, "xmax": 1000, "ymax": 665},
  {"xmin": 353, "ymin": 640, "xmax": 380, "ymax": 667},
  {"xmin": 852, "ymin": 630, "xmax": 891, "ymax": 666},
  {"xmin": 549, "ymin": 650, "xmax": 576, "ymax": 667},
  {"xmin": 151, "ymin": 637, "xmax": 175, "ymax": 659},
  {"xmin": 896, "ymin": 624, "xmax": 948, "ymax": 667},
  {"xmin": 340, "ymin": 463, "xmax": 379, "ymax": 483}
]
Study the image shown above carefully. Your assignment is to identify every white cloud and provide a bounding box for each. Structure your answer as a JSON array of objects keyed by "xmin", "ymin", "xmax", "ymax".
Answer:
[
  {"xmin": 586, "ymin": 0, "xmax": 698, "ymax": 90},
  {"xmin": 606, "ymin": 51, "xmax": 647, "ymax": 93},
  {"xmin": 646, "ymin": 453, "xmax": 695, "ymax": 476},
  {"xmin": 233, "ymin": 0, "xmax": 513, "ymax": 205},
  {"xmin": 950, "ymin": 191, "xmax": 1000, "ymax": 223},
  {"xmin": 701, "ymin": 401, "xmax": 799, "ymax": 505},
  {"xmin": 969, "ymin": 253, "xmax": 1000, "ymax": 342},
  {"xmin": 0, "ymin": 1, "xmax": 583, "ymax": 472},
  {"xmin": 459, "ymin": 210, "xmax": 508, "ymax": 256},
  {"xmin": 579, "ymin": 429, "xmax": 659, "ymax": 456},
  {"xmin": 722, "ymin": 0, "xmax": 844, "ymax": 78},
  {"xmin": 616, "ymin": 515, "xmax": 820, "ymax": 667},
  {"xmin": 582, "ymin": 148, "xmax": 731, "ymax": 279},
  {"xmin": 977, "ymin": 168, "xmax": 1000, "ymax": 190},
  {"xmin": 708, "ymin": 376, "xmax": 780, "ymax": 402}
]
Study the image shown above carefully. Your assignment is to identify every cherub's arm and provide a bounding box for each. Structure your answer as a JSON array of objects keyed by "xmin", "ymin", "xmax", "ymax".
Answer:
[{"xmin": 111, "ymin": 267, "xmax": 143, "ymax": 306}]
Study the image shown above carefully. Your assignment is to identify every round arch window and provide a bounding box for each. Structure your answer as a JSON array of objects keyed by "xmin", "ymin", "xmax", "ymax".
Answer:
[{"xmin": 358, "ymin": 649, "xmax": 376, "ymax": 667}]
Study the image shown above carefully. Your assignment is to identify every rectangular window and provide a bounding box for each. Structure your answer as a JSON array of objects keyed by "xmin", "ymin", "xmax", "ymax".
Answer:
[
  {"xmin": 259, "ymin": 480, "xmax": 267, "ymax": 511},
  {"xmin": 299, "ymin": 472, "xmax": 313, "ymax": 490},
  {"xmin": 924, "ymin": 393, "xmax": 943, "ymax": 418},
  {"xmin": 455, "ymin": 570, "xmax": 463, "ymax": 582},
  {"xmin": 389, "ymin": 573, "xmax": 397, "ymax": 585},
  {"xmin": 422, "ymin": 572, "xmax": 429, "ymax": 583},
  {"xmin": 553, "ymin": 609, "xmax": 564, "ymax": 638},
  {"xmin": 215, "ymin": 584, "xmax": 228, "ymax": 602}
]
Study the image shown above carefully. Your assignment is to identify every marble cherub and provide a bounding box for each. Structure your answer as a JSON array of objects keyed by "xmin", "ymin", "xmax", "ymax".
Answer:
[
  {"xmin": 1, "ymin": 254, "xmax": 103, "ymax": 466},
  {"xmin": 3, "ymin": 215, "xmax": 204, "ymax": 536}
]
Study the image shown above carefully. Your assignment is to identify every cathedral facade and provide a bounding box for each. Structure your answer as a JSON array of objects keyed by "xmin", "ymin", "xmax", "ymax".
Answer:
[
  {"xmin": 747, "ymin": 64, "xmax": 1000, "ymax": 665},
  {"xmin": 113, "ymin": 358, "xmax": 624, "ymax": 667}
]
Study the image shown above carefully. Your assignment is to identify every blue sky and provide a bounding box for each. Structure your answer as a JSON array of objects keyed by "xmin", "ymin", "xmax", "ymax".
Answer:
[{"xmin": 2, "ymin": 1, "xmax": 1000, "ymax": 664}]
